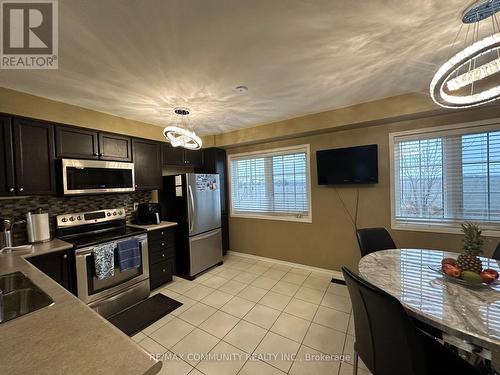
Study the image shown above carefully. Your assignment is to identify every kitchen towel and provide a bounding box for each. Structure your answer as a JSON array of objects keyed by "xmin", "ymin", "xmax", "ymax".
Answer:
[
  {"xmin": 117, "ymin": 238, "xmax": 141, "ymax": 271},
  {"xmin": 93, "ymin": 243, "xmax": 115, "ymax": 280}
]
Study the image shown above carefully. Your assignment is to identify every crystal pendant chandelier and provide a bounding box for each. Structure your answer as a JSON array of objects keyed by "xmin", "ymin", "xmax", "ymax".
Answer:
[
  {"xmin": 163, "ymin": 107, "xmax": 202, "ymax": 150},
  {"xmin": 430, "ymin": 0, "xmax": 500, "ymax": 108}
]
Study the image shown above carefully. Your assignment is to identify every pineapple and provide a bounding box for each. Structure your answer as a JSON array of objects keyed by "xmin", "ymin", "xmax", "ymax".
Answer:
[{"xmin": 457, "ymin": 222, "xmax": 484, "ymax": 274}]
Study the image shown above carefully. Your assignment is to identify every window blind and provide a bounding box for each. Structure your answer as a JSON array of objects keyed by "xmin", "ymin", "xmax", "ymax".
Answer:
[
  {"xmin": 392, "ymin": 124, "xmax": 500, "ymax": 230},
  {"xmin": 229, "ymin": 145, "xmax": 311, "ymax": 221}
]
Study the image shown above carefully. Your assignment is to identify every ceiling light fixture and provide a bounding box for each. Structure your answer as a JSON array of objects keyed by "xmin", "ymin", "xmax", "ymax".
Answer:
[
  {"xmin": 163, "ymin": 107, "xmax": 202, "ymax": 150},
  {"xmin": 430, "ymin": 0, "xmax": 500, "ymax": 108}
]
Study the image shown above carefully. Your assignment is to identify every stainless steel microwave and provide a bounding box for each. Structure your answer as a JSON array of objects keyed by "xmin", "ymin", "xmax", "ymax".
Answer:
[{"xmin": 61, "ymin": 159, "xmax": 135, "ymax": 195}]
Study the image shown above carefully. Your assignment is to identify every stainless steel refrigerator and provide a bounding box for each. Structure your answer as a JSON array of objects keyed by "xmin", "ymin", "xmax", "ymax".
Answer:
[{"xmin": 159, "ymin": 173, "xmax": 223, "ymax": 278}]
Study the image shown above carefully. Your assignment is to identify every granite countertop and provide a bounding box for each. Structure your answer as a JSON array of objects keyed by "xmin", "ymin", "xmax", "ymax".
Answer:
[
  {"xmin": 359, "ymin": 248, "xmax": 500, "ymax": 352},
  {"xmin": 127, "ymin": 221, "xmax": 178, "ymax": 232},
  {"xmin": 0, "ymin": 239, "xmax": 162, "ymax": 375}
]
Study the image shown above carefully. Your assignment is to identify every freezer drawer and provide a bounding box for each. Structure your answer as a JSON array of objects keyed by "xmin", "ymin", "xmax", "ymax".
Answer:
[{"xmin": 189, "ymin": 228, "xmax": 223, "ymax": 277}]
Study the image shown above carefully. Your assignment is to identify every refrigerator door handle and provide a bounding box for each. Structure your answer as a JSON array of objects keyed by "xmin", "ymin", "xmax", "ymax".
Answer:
[{"xmin": 188, "ymin": 184, "xmax": 195, "ymax": 232}]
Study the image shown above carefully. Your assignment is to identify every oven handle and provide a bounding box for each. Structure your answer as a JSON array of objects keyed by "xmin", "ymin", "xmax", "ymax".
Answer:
[{"xmin": 75, "ymin": 236, "xmax": 147, "ymax": 256}]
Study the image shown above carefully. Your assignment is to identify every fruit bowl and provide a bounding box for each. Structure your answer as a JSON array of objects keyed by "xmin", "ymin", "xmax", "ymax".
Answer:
[{"xmin": 428, "ymin": 265, "xmax": 499, "ymax": 289}]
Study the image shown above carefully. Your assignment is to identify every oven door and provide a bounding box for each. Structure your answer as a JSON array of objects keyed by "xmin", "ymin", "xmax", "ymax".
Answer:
[
  {"xmin": 62, "ymin": 159, "xmax": 135, "ymax": 195},
  {"xmin": 75, "ymin": 234, "xmax": 149, "ymax": 304}
]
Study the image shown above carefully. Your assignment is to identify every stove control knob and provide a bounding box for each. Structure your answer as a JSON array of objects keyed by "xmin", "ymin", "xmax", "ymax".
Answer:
[
  {"xmin": 118, "ymin": 210, "xmax": 123, "ymax": 215},
  {"xmin": 77, "ymin": 216, "xmax": 82, "ymax": 221},
  {"xmin": 113, "ymin": 212, "xmax": 117, "ymax": 216},
  {"xmin": 69, "ymin": 217, "xmax": 75, "ymax": 222},
  {"xmin": 106, "ymin": 212, "xmax": 111, "ymax": 217},
  {"xmin": 61, "ymin": 218, "xmax": 67, "ymax": 223}
]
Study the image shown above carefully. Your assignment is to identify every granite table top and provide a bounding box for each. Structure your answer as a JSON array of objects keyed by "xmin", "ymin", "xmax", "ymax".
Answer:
[
  {"xmin": 0, "ymin": 239, "xmax": 162, "ymax": 375},
  {"xmin": 359, "ymin": 248, "xmax": 500, "ymax": 352}
]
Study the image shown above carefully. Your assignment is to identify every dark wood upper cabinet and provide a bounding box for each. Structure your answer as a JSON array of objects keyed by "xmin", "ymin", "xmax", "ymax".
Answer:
[
  {"xmin": 13, "ymin": 118, "xmax": 56, "ymax": 195},
  {"xmin": 184, "ymin": 149, "xmax": 203, "ymax": 168},
  {"xmin": 0, "ymin": 116, "xmax": 15, "ymax": 196},
  {"xmin": 162, "ymin": 144, "xmax": 184, "ymax": 166},
  {"xmin": 98, "ymin": 133, "xmax": 132, "ymax": 162},
  {"xmin": 132, "ymin": 139, "xmax": 162, "ymax": 190},
  {"xmin": 55, "ymin": 126, "xmax": 99, "ymax": 159},
  {"xmin": 162, "ymin": 144, "xmax": 203, "ymax": 167},
  {"xmin": 56, "ymin": 126, "xmax": 132, "ymax": 162}
]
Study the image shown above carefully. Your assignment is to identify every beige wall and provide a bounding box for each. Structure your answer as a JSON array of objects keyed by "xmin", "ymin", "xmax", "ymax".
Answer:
[
  {"xmin": 214, "ymin": 93, "xmax": 444, "ymax": 148},
  {"xmin": 0, "ymin": 87, "xmax": 206, "ymax": 144},
  {"xmin": 227, "ymin": 105, "xmax": 500, "ymax": 271}
]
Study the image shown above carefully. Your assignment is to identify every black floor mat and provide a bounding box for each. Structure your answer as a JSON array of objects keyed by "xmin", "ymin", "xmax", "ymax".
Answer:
[
  {"xmin": 331, "ymin": 278, "xmax": 346, "ymax": 285},
  {"xmin": 108, "ymin": 294, "xmax": 182, "ymax": 336}
]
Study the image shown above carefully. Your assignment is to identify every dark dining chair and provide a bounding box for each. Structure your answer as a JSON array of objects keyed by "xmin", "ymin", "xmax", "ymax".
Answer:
[
  {"xmin": 356, "ymin": 227, "xmax": 396, "ymax": 257},
  {"xmin": 342, "ymin": 266, "xmax": 481, "ymax": 375},
  {"xmin": 492, "ymin": 242, "xmax": 500, "ymax": 260}
]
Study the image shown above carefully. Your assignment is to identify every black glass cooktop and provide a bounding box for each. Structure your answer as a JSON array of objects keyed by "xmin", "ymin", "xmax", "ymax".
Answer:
[{"xmin": 59, "ymin": 226, "xmax": 146, "ymax": 249}]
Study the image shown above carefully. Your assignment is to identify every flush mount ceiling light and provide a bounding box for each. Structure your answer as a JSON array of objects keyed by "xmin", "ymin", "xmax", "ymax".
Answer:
[
  {"xmin": 430, "ymin": 0, "xmax": 500, "ymax": 108},
  {"xmin": 163, "ymin": 107, "xmax": 202, "ymax": 150}
]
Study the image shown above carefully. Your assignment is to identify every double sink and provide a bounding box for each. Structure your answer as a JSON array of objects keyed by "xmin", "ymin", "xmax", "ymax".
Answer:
[{"xmin": 0, "ymin": 272, "xmax": 54, "ymax": 323}]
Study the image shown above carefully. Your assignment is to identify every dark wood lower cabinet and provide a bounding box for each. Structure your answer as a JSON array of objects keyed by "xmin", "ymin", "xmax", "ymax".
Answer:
[
  {"xmin": 27, "ymin": 249, "xmax": 74, "ymax": 293},
  {"xmin": 148, "ymin": 227, "xmax": 176, "ymax": 290}
]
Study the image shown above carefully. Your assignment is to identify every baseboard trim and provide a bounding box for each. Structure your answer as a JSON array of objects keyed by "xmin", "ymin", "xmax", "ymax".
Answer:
[{"xmin": 227, "ymin": 250, "xmax": 344, "ymax": 280}]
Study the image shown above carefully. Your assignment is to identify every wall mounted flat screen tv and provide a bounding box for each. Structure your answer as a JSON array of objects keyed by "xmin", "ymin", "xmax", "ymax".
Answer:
[{"xmin": 317, "ymin": 144, "xmax": 378, "ymax": 185}]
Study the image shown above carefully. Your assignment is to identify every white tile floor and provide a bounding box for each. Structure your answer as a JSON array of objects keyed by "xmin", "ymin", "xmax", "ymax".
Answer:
[{"xmin": 136, "ymin": 254, "xmax": 372, "ymax": 375}]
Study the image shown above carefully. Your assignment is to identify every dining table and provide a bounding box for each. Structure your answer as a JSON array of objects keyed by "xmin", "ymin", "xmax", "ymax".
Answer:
[{"xmin": 358, "ymin": 248, "xmax": 500, "ymax": 371}]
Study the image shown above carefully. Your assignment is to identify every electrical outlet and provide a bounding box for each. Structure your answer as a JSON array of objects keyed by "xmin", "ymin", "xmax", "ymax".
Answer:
[{"xmin": 133, "ymin": 202, "xmax": 139, "ymax": 211}]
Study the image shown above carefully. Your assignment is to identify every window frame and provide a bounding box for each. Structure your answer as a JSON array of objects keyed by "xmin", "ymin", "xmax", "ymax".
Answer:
[
  {"xmin": 227, "ymin": 144, "xmax": 313, "ymax": 223},
  {"xmin": 389, "ymin": 118, "xmax": 500, "ymax": 237}
]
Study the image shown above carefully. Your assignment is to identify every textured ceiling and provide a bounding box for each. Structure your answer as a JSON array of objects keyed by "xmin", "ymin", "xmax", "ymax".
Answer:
[{"xmin": 0, "ymin": 0, "xmax": 476, "ymax": 135}]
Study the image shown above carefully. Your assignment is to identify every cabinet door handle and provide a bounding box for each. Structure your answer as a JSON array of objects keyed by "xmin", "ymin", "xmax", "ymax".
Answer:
[
  {"xmin": 93, "ymin": 152, "xmax": 99, "ymax": 156},
  {"xmin": 63, "ymin": 255, "xmax": 68, "ymax": 259},
  {"xmin": 18, "ymin": 187, "xmax": 24, "ymax": 192},
  {"xmin": 162, "ymin": 268, "xmax": 166, "ymax": 273},
  {"xmin": 8, "ymin": 188, "xmax": 14, "ymax": 192},
  {"xmin": 100, "ymin": 153, "xmax": 104, "ymax": 156},
  {"xmin": 161, "ymin": 253, "xmax": 165, "ymax": 258},
  {"xmin": 161, "ymin": 242, "xmax": 165, "ymax": 246},
  {"xmin": 161, "ymin": 232, "xmax": 164, "ymax": 235}
]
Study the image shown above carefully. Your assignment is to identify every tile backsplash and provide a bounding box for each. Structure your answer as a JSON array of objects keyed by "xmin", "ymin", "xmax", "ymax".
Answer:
[{"xmin": 0, "ymin": 191, "xmax": 153, "ymax": 245}]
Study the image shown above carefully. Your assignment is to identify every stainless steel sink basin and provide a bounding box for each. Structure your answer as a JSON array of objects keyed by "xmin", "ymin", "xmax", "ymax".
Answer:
[
  {"xmin": 0, "ymin": 272, "xmax": 54, "ymax": 323},
  {"xmin": 0, "ymin": 272, "xmax": 31, "ymax": 293}
]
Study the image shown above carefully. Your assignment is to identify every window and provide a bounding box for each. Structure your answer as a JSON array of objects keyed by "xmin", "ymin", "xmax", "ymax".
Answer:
[
  {"xmin": 229, "ymin": 145, "xmax": 311, "ymax": 222},
  {"xmin": 390, "ymin": 121, "xmax": 500, "ymax": 234}
]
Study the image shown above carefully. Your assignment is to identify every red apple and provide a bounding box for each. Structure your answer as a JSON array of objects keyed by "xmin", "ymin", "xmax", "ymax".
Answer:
[
  {"xmin": 441, "ymin": 258, "xmax": 457, "ymax": 267},
  {"xmin": 482, "ymin": 269, "xmax": 499, "ymax": 280},
  {"xmin": 480, "ymin": 271, "xmax": 497, "ymax": 284},
  {"xmin": 443, "ymin": 264, "xmax": 461, "ymax": 278}
]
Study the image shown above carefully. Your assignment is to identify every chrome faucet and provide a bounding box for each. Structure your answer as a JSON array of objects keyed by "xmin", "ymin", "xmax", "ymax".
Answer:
[
  {"xmin": 0, "ymin": 218, "xmax": 26, "ymax": 249},
  {"xmin": 1, "ymin": 219, "xmax": 14, "ymax": 248}
]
